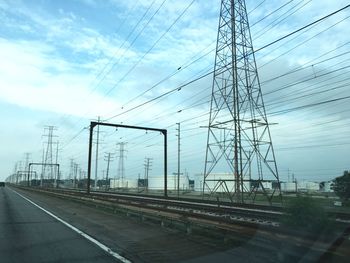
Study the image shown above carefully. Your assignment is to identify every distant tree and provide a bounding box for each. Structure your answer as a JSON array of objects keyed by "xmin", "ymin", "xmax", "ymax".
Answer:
[{"xmin": 332, "ymin": 170, "xmax": 350, "ymax": 201}]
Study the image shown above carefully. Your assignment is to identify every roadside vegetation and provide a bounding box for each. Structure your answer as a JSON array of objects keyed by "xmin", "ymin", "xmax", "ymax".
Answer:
[
  {"xmin": 332, "ymin": 170, "xmax": 350, "ymax": 201},
  {"xmin": 282, "ymin": 195, "xmax": 332, "ymax": 233}
]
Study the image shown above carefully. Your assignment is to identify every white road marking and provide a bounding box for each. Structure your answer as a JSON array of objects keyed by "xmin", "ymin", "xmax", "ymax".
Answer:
[{"xmin": 10, "ymin": 188, "xmax": 131, "ymax": 263}]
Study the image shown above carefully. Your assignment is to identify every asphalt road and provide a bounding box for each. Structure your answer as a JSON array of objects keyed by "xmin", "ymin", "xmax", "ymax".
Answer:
[
  {"xmin": 0, "ymin": 186, "xmax": 119, "ymax": 263},
  {"xmin": 2, "ymin": 186, "xmax": 348, "ymax": 263}
]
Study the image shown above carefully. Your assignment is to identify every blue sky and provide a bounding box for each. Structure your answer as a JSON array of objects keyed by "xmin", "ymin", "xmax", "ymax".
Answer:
[{"xmin": 1, "ymin": 0, "xmax": 350, "ymax": 183}]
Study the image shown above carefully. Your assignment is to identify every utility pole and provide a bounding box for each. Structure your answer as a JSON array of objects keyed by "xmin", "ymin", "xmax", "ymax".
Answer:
[
  {"xmin": 24, "ymin": 153, "xmax": 31, "ymax": 185},
  {"xmin": 104, "ymin": 152, "xmax": 114, "ymax": 190},
  {"xmin": 78, "ymin": 167, "xmax": 82, "ymax": 188},
  {"xmin": 45, "ymin": 126, "xmax": 54, "ymax": 180},
  {"xmin": 55, "ymin": 141, "xmax": 59, "ymax": 187},
  {"xmin": 176, "ymin": 123, "xmax": 181, "ymax": 197},
  {"xmin": 41, "ymin": 146, "xmax": 44, "ymax": 187},
  {"xmin": 144, "ymin": 157, "xmax": 153, "ymax": 193},
  {"xmin": 94, "ymin": 116, "xmax": 101, "ymax": 190},
  {"xmin": 79, "ymin": 167, "xmax": 83, "ymax": 181},
  {"xmin": 69, "ymin": 159, "xmax": 74, "ymax": 181},
  {"xmin": 17, "ymin": 161, "xmax": 22, "ymax": 183},
  {"xmin": 138, "ymin": 173, "xmax": 140, "ymax": 192},
  {"xmin": 24, "ymin": 153, "xmax": 31, "ymax": 172},
  {"xmin": 74, "ymin": 163, "xmax": 78, "ymax": 188},
  {"xmin": 14, "ymin": 162, "xmax": 18, "ymax": 185}
]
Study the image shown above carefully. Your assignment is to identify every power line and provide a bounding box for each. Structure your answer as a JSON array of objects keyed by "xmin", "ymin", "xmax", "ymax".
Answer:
[
  {"xmin": 52, "ymin": 1, "xmax": 168, "ymax": 143},
  {"xmin": 254, "ymin": 3, "xmax": 350, "ymax": 53},
  {"xmin": 248, "ymin": 0, "xmax": 267, "ymax": 15},
  {"xmin": 105, "ymin": 5, "xmax": 350, "ymax": 122},
  {"xmin": 61, "ymin": 127, "xmax": 87, "ymax": 149},
  {"xmin": 46, "ymin": 3, "xmax": 350, "ymax": 172},
  {"xmin": 56, "ymin": 0, "xmax": 330, "ymax": 148},
  {"xmin": 259, "ymin": 15, "xmax": 350, "ymax": 68},
  {"xmin": 268, "ymin": 95, "xmax": 350, "ymax": 116},
  {"xmin": 266, "ymin": 79, "xmax": 350, "ymax": 109},
  {"xmin": 103, "ymin": 0, "xmax": 196, "ymax": 97},
  {"xmin": 250, "ymin": 0, "xmax": 294, "ymax": 27},
  {"xmin": 104, "ymin": 69, "xmax": 212, "ymax": 121},
  {"xmin": 260, "ymin": 43, "xmax": 350, "ymax": 84},
  {"xmin": 91, "ymin": 0, "xmax": 166, "ymax": 95},
  {"xmin": 254, "ymin": 0, "xmax": 312, "ymax": 40},
  {"xmin": 54, "ymin": 0, "xmax": 195, "ymax": 145},
  {"xmin": 264, "ymin": 64, "xmax": 350, "ymax": 96}
]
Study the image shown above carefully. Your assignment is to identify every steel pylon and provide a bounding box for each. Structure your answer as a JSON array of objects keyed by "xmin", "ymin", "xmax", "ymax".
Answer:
[{"xmin": 203, "ymin": 0, "xmax": 281, "ymax": 204}]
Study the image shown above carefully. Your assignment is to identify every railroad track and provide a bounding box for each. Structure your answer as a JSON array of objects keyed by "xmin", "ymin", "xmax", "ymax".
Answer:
[
  {"xmin": 11, "ymin": 185, "xmax": 350, "ymax": 262},
  {"xmin": 29, "ymin": 187, "xmax": 283, "ymax": 227},
  {"xmin": 13, "ymin": 186, "xmax": 350, "ymax": 227}
]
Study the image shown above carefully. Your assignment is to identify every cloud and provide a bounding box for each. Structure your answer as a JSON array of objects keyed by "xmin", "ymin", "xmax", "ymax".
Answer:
[
  {"xmin": 1, "ymin": 0, "xmax": 350, "ymax": 182},
  {"xmin": 0, "ymin": 38, "xmax": 124, "ymax": 117}
]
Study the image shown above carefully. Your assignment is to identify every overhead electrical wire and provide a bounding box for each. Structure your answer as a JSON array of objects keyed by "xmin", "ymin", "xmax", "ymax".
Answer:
[
  {"xmin": 107, "ymin": 4, "xmax": 350, "ymax": 121},
  {"xmin": 87, "ymin": 0, "xmax": 320, "ymax": 173},
  {"xmin": 58, "ymin": 0, "xmax": 317, "ymax": 146},
  {"xmin": 266, "ymin": 71, "xmax": 350, "ymax": 107},
  {"xmin": 250, "ymin": 0, "xmax": 294, "ymax": 27},
  {"xmin": 59, "ymin": 0, "xmax": 296, "ymax": 141},
  {"xmin": 103, "ymin": 0, "xmax": 196, "ymax": 97},
  {"xmin": 55, "ymin": 0, "xmax": 142, "ymax": 125},
  {"xmin": 57, "ymin": 0, "xmax": 198, "ymax": 145},
  {"xmin": 264, "ymin": 64, "xmax": 350, "ymax": 96},
  {"xmin": 276, "ymin": 141, "xmax": 350, "ymax": 151},
  {"xmin": 104, "ymin": 70, "xmax": 213, "ymax": 121},
  {"xmin": 248, "ymin": 0, "xmax": 267, "ymax": 15},
  {"xmin": 260, "ymin": 43, "xmax": 350, "ymax": 84},
  {"xmin": 88, "ymin": 0, "xmax": 159, "ymax": 94},
  {"xmin": 254, "ymin": 3, "xmax": 350, "ymax": 53},
  {"xmin": 259, "ymin": 15, "xmax": 350, "ymax": 68},
  {"xmin": 57, "ymin": 3, "xmax": 350, "ymax": 175},
  {"xmin": 120, "ymin": 41, "xmax": 216, "ymax": 109},
  {"xmin": 91, "ymin": 0, "xmax": 167, "ymax": 96},
  {"xmin": 254, "ymin": 0, "xmax": 312, "ymax": 40},
  {"xmin": 268, "ymin": 95, "xmax": 350, "ymax": 116}
]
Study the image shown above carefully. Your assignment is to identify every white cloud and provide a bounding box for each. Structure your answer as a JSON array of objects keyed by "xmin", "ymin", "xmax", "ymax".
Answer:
[
  {"xmin": 0, "ymin": 0, "xmax": 349, "ymax": 181},
  {"xmin": 0, "ymin": 38, "xmax": 122, "ymax": 117}
]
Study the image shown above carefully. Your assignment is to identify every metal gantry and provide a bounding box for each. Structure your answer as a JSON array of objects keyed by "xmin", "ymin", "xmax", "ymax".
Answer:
[
  {"xmin": 204, "ymin": 0, "xmax": 282, "ymax": 204},
  {"xmin": 87, "ymin": 121, "xmax": 167, "ymax": 196},
  {"xmin": 28, "ymin": 163, "xmax": 60, "ymax": 187}
]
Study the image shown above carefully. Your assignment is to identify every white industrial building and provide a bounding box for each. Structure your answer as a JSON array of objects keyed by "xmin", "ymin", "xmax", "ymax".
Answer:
[
  {"xmin": 280, "ymin": 181, "xmax": 320, "ymax": 193},
  {"xmin": 297, "ymin": 181, "xmax": 320, "ymax": 192},
  {"xmin": 194, "ymin": 173, "xmax": 251, "ymax": 193},
  {"xmin": 110, "ymin": 178, "xmax": 137, "ymax": 189},
  {"xmin": 109, "ymin": 175, "xmax": 190, "ymax": 191},
  {"xmin": 148, "ymin": 174, "xmax": 189, "ymax": 191},
  {"xmin": 281, "ymin": 182, "xmax": 297, "ymax": 192}
]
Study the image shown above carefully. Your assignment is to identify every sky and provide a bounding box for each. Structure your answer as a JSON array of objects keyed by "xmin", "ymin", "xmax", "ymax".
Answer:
[{"xmin": 0, "ymin": 0, "xmax": 349, "ymax": 183}]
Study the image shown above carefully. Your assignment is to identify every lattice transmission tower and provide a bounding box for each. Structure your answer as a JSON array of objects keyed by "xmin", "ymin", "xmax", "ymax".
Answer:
[
  {"xmin": 42, "ymin": 126, "xmax": 58, "ymax": 185},
  {"xmin": 203, "ymin": 0, "xmax": 281, "ymax": 204},
  {"xmin": 116, "ymin": 142, "xmax": 127, "ymax": 187}
]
